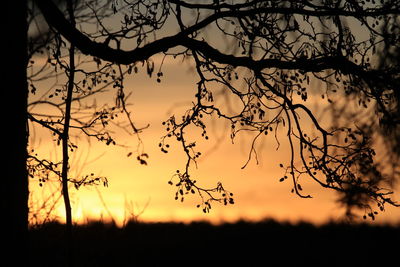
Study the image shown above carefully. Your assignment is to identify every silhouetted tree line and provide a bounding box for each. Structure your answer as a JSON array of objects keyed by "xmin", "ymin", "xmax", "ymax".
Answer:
[{"xmin": 28, "ymin": 219, "xmax": 400, "ymax": 267}]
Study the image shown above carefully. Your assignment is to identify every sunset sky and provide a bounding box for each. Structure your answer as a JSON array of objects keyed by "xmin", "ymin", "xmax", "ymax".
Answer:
[
  {"xmin": 27, "ymin": 52, "xmax": 400, "ymax": 226},
  {"xmin": 26, "ymin": 1, "xmax": 400, "ymax": 227}
]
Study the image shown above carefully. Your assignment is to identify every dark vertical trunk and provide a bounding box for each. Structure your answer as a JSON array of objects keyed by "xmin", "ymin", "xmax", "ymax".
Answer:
[
  {"xmin": 2, "ymin": 0, "xmax": 29, "ymax": 265},
  {"xmin": 61, "ymin": 23, "xmax": 75, "ymax": 267},
  {"xmin": 61, "ymin": 2, "xmax": 76, "ymax": 265}
]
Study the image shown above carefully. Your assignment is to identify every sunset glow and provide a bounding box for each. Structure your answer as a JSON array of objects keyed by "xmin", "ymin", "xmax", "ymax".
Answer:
[{"xmin": 28, "ymin": 55, "xmax": 400, "ymax": 226}]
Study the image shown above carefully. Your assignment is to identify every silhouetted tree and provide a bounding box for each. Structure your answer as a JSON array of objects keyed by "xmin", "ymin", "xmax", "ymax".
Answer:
[
  {"xmin": 4, "ymin": 1, "xmax": 29, "ymax": 265},
  {"xmin": 36, "ymin": 0, "xmax": 399, "ymax": 218},
  {"xmin": 27, "ymin": 0, "xmax": 148, "ymax": 221},
  {"xmin": 9, "ymin": 2, "xmax": 400, "ymax": 261},
  {"xmin": 376, "ymin": 14, "xmax": 400, "ymax": 170},
  {"xmin": 27, "ymin": 0, "xmax": 147, "ymax": 263}
]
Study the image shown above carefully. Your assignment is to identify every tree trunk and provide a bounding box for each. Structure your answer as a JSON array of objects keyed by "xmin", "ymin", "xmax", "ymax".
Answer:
[{"xmin": 2, "ymin": 0, "xmax": 29, "ymax": 265}]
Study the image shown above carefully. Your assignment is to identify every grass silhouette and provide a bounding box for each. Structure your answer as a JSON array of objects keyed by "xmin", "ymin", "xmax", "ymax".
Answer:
[{"xmin": 29, "ymin": 219, "xmax": 399, "ymax": 267}]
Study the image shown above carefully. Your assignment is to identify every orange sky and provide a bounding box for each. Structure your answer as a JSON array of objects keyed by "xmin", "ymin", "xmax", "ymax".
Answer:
[{"xmin": 28, "ymin": 53, "xmax": 400, "ymax": 227}]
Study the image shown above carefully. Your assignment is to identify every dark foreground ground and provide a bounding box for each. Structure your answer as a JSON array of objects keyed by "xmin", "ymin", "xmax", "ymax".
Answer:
[{"xmin": 29, "ymin": 219, "xmax": 399, "ymax": 267}]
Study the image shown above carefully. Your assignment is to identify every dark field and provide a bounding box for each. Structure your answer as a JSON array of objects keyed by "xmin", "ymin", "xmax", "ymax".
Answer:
[{"xmin": 29, "ymin": 219, "xmax": 399, "ymax": 267}]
